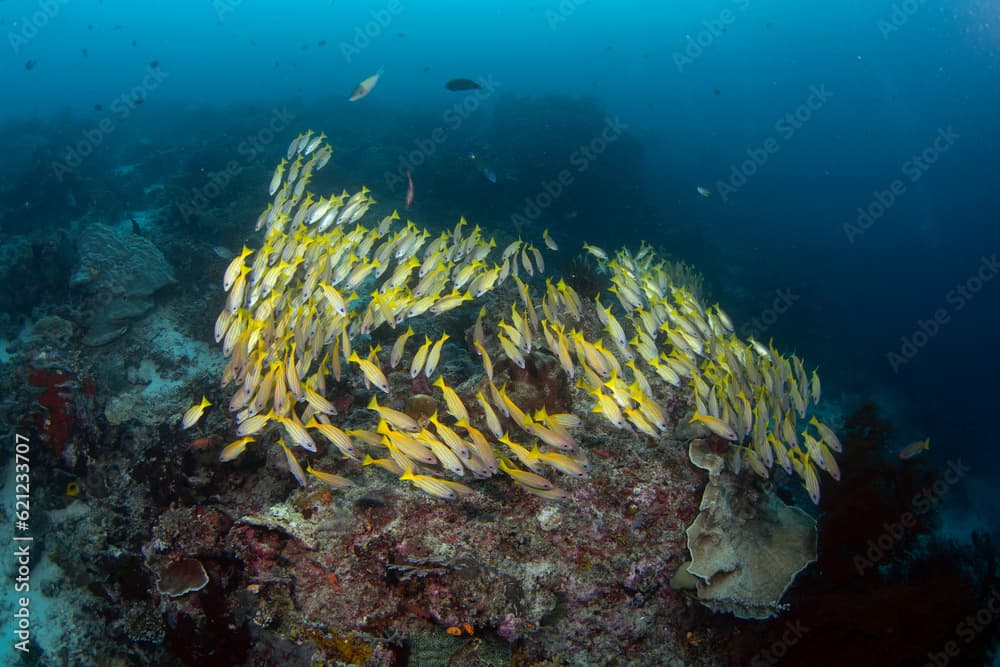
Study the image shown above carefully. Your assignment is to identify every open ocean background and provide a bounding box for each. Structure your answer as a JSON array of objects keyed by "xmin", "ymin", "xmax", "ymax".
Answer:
[
  {"xmin": 9, "ymin": 0, "xmax": 996, "ymax": 523},
  {"xmin": 2, "ymin": 2, "xmax": 1000, "ymax": 659}
]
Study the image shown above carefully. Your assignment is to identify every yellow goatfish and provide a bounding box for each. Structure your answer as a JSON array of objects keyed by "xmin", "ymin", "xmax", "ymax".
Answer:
[{"xmin": 348, "ymin": 68, "xmax": 384, "ymax": 102}]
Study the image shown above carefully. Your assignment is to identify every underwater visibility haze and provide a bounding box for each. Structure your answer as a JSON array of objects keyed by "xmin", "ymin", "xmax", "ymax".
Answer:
[{"xmin": 1, "ymin": 1, "xmax": 1000, "ymax": 665}]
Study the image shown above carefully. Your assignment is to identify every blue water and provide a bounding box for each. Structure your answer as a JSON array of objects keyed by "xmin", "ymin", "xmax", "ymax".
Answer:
[{"xmin": 3, "ymin": 0, "xmax": 999, "ymax": 537}]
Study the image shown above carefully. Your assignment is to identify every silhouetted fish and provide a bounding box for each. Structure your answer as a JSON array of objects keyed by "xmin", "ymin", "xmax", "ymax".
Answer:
[
  {"xmin": 130, "ymin": 217, "xmax": 141, "ymax": 234},
  {"xmin": 445, "ymin": 78, "xmax": 481, "ymax": 91}
]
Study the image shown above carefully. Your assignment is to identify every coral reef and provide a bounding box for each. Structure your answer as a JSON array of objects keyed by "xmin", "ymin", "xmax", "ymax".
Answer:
[
  {"xmin": 70, "ymin": 222, "xmax": 176, "ymax": 345},
  {"xmin": 678, "ymin": 439, "xmax": 817, "ymax": 619},
  {"xmin": 153, "ymin": 559, "xmax": 210, "ymax": 598}
]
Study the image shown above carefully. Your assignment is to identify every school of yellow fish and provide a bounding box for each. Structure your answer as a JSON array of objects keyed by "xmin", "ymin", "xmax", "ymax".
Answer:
[{"xmin": 198, "ymin": 131, "xmax": 842, "ymax": 506}]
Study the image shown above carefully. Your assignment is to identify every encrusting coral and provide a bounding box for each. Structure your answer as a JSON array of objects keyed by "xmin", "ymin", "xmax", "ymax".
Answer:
[{"xmin": 676, "ymin": 438, "xmax": 817, "ymax": 619}]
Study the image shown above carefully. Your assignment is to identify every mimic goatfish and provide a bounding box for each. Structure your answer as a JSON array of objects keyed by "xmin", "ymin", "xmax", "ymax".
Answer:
[
  {"xmin": 405, "ymin": 169, "xmax": 415, "ymax": 209},
  {"xmin": 181, "ymin": 396, "xmax": 211, "ymax": 429},
  {"xmin": 697, "ymin": 186, "xmax": 711, "ymax": 198},
  {"xmin": 348, "ymin": 68, "xmax": 383, "ymax": 101},
  {"xmin": 899, "ymin": 437, "xmax": 930, "ymax": 460}
]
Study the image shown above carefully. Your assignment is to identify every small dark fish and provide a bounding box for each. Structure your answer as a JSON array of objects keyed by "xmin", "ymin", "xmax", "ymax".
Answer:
[
  {"xmin": 24, "ymin": 60, "xmax": 36, "ymax": 70},
  {"xmin": 130, "ymin": 217, "xmax": 141, "ymax": 234},
  {"xmin": 94, "ymin": 103, "xmax": 103, "ymax": 111},
  {"xmin": 396, "ymin": 32, "xmax": 405, "ymax": 38},
  {"xmin": 422, "ymin": 66, "xmax": 430, "ymax": 73},
  {"xmin": 714, "ymin": 88, "xmax": 720, "ymax": 96},
  {"xmin": 317, "ymin": 40, "xmax": 326, "ymax": 47},
  {"xmin": 131, "ymin": 39, "xmax": 137, "ymax": 46},
  {"xmin": 149, "ymin": 60, "xmax": 159, "ymax": 69},
  {"xmin": 132, "ymin": 96, "xmax": 144, "ymax": 105},
  {"xmin": 81, "ymin": 48, "xmax": 88, "ymax": 57},
  {"xmin": 87, "ymin": 23, "xmax": 94, "ymax": 31},
  {"xmin": 445, "ymin": 77, "xmax": 480, "ymax": 91}
]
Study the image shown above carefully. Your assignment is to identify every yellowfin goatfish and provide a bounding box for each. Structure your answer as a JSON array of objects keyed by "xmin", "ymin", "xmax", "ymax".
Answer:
[
  {"xmin": 348, "ymin": 68, "xmax": 384, "ymax": 102},
  {"xmin": 181, "ymin": 396, "xmax": 212, "ymax": 429}
]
